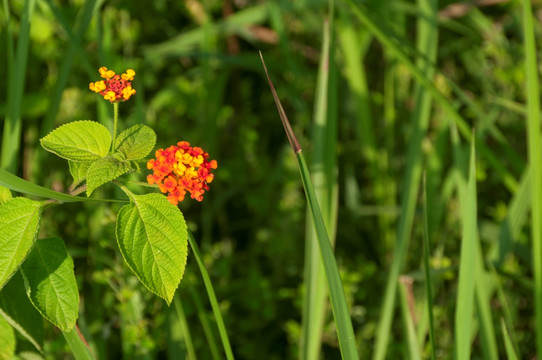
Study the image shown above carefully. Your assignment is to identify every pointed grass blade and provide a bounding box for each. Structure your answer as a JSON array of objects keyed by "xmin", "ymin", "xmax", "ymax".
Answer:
[
  {"xmin": 500, "ymin": 318, "xmax": 519, "ymax": 360},
  {"xmin": 398, "ymin": 276, "xmax": 421, "ymax": 360},
  {"xmin": 454, "ymin": 135, "xmax": 478, "ymax": 360},
  {"xmin": 260, "ymin": 52, "xmax": 359, "ymax": 359}
]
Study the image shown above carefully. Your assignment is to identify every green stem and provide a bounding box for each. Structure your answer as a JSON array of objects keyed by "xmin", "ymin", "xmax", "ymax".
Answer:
[
  {"xmin": 112, "ymin": 102, "xmax": 119, "ymax": 152},
  {"xmin": 62, "ymin": 326, "xmax": 96, "ymax": 360},
  {"xmin": 115, "ymin": 181, "xmax": 136, "ymax": 202},
  {"xmin": 187, "ymin": 231, "xmax": 234, "ymax": 360}
]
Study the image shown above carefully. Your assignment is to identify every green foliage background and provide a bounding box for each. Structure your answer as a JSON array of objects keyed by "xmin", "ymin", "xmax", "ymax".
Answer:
[{"xmin": 0, "ymin": 0, "xmax": 540, "ymax": 358}]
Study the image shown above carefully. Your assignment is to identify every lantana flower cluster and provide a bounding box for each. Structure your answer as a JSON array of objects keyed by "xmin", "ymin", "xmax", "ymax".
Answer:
[
  {"xmin": 89, "ymin": 67, "xmax": 136, "ymax": 103},
  {"xmin": 147, "ymin": 141, "xmax": 217, "ymax": 204}
]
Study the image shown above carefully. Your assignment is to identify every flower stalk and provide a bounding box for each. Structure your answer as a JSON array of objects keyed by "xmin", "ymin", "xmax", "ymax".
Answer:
[{"xmin": 112, "ymin": 102, "xmax": 119, "ymax": 152}]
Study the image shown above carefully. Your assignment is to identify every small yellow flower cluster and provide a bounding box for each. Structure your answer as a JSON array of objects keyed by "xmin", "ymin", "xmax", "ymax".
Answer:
[{"xmin": 89, "ymin": 67, "xmax": 136, "ymax": 103}]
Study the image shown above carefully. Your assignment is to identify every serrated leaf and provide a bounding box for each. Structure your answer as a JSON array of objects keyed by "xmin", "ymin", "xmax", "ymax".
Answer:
[
  {"xmin": 115, "ymin": 124, "xmax": 157, "ymax": 160},
  {"xmin": 0, "ymin": 272, "xmax": 43, "ymax": 352},
  {"xmin": 0, "ymin": 187, "xmax": 11, "ymax": 205},
  {"xmin": 20, "ymin": 237, "xmax": 79, "ymax": 332},
  {"xmin": 68, "ymin": 160, "xmax": 92, "ymax": 186},
  {"xmin": 116, "ymin": 194, "xmax": 188, "ymax": 304},
  {"xmin": 40, "ymin": 121, "xmax": 111, "ymax": 162},
  {"xmin": 86, "ymin": 157, "xmax": 132, "ymax": 196},
  {"xmin": 0, "ymin": 315, "xmax": 15, "ymax": 360},
  {"xmin": 0, "ymin": 198, "xmax": 42, "ymax": 289}
]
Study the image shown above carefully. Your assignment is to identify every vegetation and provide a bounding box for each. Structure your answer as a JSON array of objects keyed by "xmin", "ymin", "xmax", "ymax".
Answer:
[{"xmin": 0, "ymin": 0, "xmax": 540, "ymax": 358}]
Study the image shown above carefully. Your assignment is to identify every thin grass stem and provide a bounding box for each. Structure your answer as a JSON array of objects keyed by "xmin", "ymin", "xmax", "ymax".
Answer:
[{"xmin": 187, "ymin": 231, "xmax": 234, "ymax": 360}]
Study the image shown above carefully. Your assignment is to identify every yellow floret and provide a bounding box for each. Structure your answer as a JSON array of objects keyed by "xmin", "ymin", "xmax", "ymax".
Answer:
[
  {"xmin": 99, "ymin": 66, "xmax": 115, "ymax": 79},
  {"xmin": 122, "ymin": 86, "xmax": 136, "ymax": 100},
  {"xmin": 122, "ymin": 69, "xmax": 136, "ymax": 81},
  {"xmin": 104, "ymin": 91, "xmax": 116, "ymax": 102}
]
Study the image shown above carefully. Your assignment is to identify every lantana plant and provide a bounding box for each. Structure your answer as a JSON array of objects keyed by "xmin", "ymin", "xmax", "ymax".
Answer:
[{"xmin": 0, "ymin": 67, "xmax": 216, "ymax": 341}]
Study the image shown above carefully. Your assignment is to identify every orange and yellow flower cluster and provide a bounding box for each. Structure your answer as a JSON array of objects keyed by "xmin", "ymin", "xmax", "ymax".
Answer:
[
  {"xmin": 89, "ymin": 67, "xmax": 136, "ymax": 103},
  {"xmin": 147, "ymin": 141, "xmax": 217, "ymax": 205}
]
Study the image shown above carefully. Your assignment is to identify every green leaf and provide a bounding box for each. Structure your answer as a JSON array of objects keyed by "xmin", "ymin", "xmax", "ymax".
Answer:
[
  {"xmin": 116, "ymin": 193, "xmax": 188, "ymax": 304},
  {"xmin": 86, "ymin": 157, "xmax": 132, "ymax": 196},
  {"xmin": 0, "ymin": 315, "xmax": 15, "ymax": 360},
  {"xmin": 20, "ymin": 237, "xmax": 79, "ymax": 332},
  {"xmin": 0, "ymin": 272, "xmax": 43, "ymax": 352},
  {"xmin": 0, "ymin": 187, "xmax": 11, "ymax": 205},
  {"xmin": 40, "ymin": 120, "xmax": 111, "ymax": 162},
  {"xmin": 115, "ymin": 124, "xmax": 157, "ymax": 160},
  {"xmin": 68, "ymin": 160, "xmax": 92, "ymax": 186},
  {"xmin": 0, "ymin": 198, "xmax": 42, "ymax": 289}
]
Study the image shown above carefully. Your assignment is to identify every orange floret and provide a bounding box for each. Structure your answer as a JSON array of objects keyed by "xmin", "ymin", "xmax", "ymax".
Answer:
[{"xmin": 146, "ymin": 141, "xmax": 217, "ymax": 204}]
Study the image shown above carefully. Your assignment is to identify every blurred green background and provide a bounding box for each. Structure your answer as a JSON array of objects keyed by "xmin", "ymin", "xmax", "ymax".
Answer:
[{"xmin": 1, "ymin": 0, "xmax": 540, "ymax": 358}]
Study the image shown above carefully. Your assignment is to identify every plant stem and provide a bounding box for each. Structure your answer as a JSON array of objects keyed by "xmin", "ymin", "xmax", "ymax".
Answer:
[
  {"xmin": 112, "ymin": 102, "xmax": 119, "ymax": 152},
  {"xmin": 63, "ymin": 325, "xmax": 96, "ymax": 360},
  {"xmin": 187, "ymin": 231, "xmax": 235, "ymax": 360},
  {"xmin": 115, "ymin": 181, "xmax": 135, "ymax": 202}
]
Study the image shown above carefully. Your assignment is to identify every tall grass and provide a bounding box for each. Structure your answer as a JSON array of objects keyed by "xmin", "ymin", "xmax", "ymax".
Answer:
[
  {"xmin": 1, "ymin": 0, "xmax": 35, "ymax": 173},
  {"xmin": 522, "ymin": 0, "xmax": 542, "ymax": 357},
  {"xmin": 260, "ymin": 51, "xmax": 359, "ymax": 359},
  {"xmin": 300, "ymin": 9, "xmax": 339, "ymax": 360}
]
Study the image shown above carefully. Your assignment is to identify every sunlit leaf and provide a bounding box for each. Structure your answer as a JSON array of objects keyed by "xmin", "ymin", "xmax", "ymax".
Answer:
[
  {"xmin": 0, "ymin": 187, "xmax": 11, "ymax": 205},
  {"xmin": 86, "ymin": 157, "xmax": 132, "ymax": 196},
  {"xmin": 116, "ymin": 194, "xmax": 188, "ymax": 304},
  {"xmin": 40, "ymin": 120, "xmax": 111, "ymax": 162},
  {"xmin": 115, "ymin": 124, "xmax": 156, "ymax": 160},
  {"xmin": 21, "ymin": 237, "xmax": 79, "ymax": 332},
  {"xmin": 0, "ymin": 315, "xmax": 15, "ymax": 360},
  {"xmin": 68, "ymin": 160, "xmax": 92, "ymax": 186},
  {"xmin": 0, "ymin": 198, "xmax": 42, "ymax": 289}
]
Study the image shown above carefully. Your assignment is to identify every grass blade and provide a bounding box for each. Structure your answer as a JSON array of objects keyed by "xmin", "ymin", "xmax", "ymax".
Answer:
[
  {"xmin": 494, "ymin": 169, "xmax": 530, "ymax": 265},
  {"xmin": 172, "ymin": 295, "xmax": 196, "ymax": 360},
  {"xmin": 500, "ymin": 318, "xmax": 519, "ymax": 360},
  {"xmin": 490, "ymin": 264, "xmax": 521, "ymax": 357},
  {"xmin": 0, "ymin": 169, "xmax": 123, "ymax": 203},
  {"xmin": 40, "ymin": 0, "xmax": 97, "ymax": 136},
  {"xmin": 187, "ymin": 231, "xmax": 234, "ymax": 360},
  {"xmin": 1, "ymin": 0, "xmax": 35, "ymax": 172},
  {"xmin": 344, "ymin": 0, "xmax": 519, "ymax": 194},
  {"xmin": 371, "ymin": 0, "xmax": 438, "ymax": 357},
  {"xmin": 422, "ymin": 174, "xmax": 436, "ymax": 360},
  {"xmin": 474, "ymin": 259, "xmax": 498, "ymax": 359},
  {"xmin": 300, "ymin": 16, "xmax": 339, "ymax": 360},
  {"xmin": 260, "ymin": 52, "xmax": 359, "ymax": 360},
  {"xmin": 454, "ymin": 134, "xmax": 478, "ymax": 360},
  {"xmin": 398, "ymin": 276, "xmax": 421, "ymax": 360},
  {"xmin": 522, "ymin": 0, "xmax": 542, "ymax": 356},
  {"xmin": 188, "ymin": 284, "xmax": 221, "ymax": 360}
]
